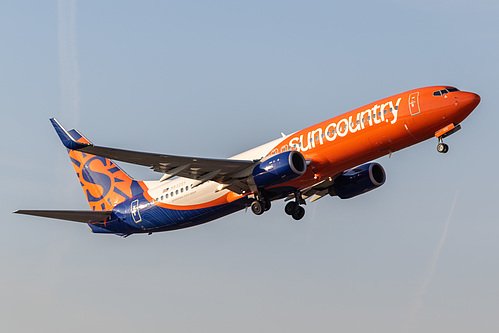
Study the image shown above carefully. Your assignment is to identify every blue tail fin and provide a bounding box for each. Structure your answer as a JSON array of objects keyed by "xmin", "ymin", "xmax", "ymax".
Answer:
[{"xmin": 52, "ymin": 120, "xmax": 148, "ymax": 211}]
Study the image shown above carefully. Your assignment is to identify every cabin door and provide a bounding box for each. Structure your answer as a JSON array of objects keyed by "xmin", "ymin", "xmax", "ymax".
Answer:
[{"xmin": 409, "ymin": 92, "xmax": 421, "ymax": 115}]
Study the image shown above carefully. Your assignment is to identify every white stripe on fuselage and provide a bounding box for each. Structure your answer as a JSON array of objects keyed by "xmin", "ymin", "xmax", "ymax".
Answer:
[{"xmin": 147, "ymin": 135, "xmax": 291, "ymax": 206}]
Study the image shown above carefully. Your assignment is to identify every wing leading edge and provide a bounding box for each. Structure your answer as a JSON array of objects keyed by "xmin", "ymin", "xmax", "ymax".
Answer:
[{"xmin": 49, "ymin": 118, "xmax": 258, "ymax": 194}]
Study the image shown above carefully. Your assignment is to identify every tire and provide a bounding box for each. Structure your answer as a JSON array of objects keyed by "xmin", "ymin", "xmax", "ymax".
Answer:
[
  {"xmin": 285, "ymin": 201, "xmax": 298, "ymax": 215},
  {"xmin": 251, "ymin": 200, "xmax": 264, "ymax": 215},
  {"xmin": 292, "ymin": 206, "xmax": 305, "ymax": 220},
  {"xmin": 437, "ymin": 143, "xmax": 449, "ymax": 153}
]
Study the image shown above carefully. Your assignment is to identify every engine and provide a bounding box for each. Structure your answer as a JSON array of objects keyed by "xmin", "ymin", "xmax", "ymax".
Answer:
[
  {"xmin": 253, "ymin": 151, "xmax": 307, "ymax": 189},
  {"xmin": 330, "ymin": 163, "xmax": 386, "ymax": 199}
]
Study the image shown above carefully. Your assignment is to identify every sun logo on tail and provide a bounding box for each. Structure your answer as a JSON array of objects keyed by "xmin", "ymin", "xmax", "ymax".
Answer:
[{"xmin": 64, "ymin": 131, "xmax": 147, "ymax": 211}]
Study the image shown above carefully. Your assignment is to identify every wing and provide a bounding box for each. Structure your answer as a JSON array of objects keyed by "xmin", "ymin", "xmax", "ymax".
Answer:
[
  {"xmin": 14, "ymin": 210, "xmax": 112, "ymax": 223},
  {"xmin": 50, "ymin": 118, "xmax": 258, "ymax": 194},
  {"xmin": 285, "ymin": 176, "xmax": 337, "ymax": 203}
]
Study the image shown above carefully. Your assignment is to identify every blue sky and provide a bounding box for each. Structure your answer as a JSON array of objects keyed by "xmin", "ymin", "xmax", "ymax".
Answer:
[{"xmin": 1, "ymin": 1, "xmax": 498, "ymax": 332}]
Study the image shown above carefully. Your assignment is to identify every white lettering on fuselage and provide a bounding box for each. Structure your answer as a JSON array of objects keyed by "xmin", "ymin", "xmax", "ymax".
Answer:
[{"xmin": 289, "ymin": 98, "xmax": 401, "ymax": 152}]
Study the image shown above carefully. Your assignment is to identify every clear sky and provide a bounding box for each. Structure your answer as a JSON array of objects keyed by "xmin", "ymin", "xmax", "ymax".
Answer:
[{"xmin": 1, "ymin": 1, "xmax": 498, "ymax": 332}]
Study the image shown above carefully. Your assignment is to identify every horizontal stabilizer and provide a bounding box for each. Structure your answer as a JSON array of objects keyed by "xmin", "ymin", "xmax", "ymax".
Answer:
[{"xmin": 14, "ymin": 210, "xmax": 112, "ymax": 223}]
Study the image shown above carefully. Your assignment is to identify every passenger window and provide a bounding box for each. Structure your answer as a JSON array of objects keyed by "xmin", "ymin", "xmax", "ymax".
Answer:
[
  {"xmin": 161, "ymin": 195, "xmax": 164, "ymax": 200},
  {"xmin": 171, "ymin": 192, "xmax": 173, "ymax": 196},
  {"xmin": 176, "ymin": 190, "xmax": 179, "ymax": 195},
  {"xmin": 384, "ymin": 110, "xmax": 387, "ymax": 115},
  {"xmin": 186, "ymin": 186, "xmax": 189, "ymax": 191},
  {"xmin": 166, "ymin": 193, "xmax": 169, "ymax": 198},
  {"xmin": 315, "ymin": 135, "xmax": 318, "ymax": 141},
  {"xmin": 378, "ymin": 112, "xmax": 381, "ymax": 117}
]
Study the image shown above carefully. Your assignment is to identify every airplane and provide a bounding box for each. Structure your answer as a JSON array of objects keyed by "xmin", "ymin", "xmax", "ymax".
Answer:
[{"xmin": 15, "ymin": 86, "xmax": 480, "ymax": 237}]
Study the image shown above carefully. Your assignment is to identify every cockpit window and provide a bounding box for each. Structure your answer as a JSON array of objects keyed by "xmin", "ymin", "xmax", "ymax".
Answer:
[{"xmin": 433, "ymin": 88, "xmax": 460, "ymax": 96}]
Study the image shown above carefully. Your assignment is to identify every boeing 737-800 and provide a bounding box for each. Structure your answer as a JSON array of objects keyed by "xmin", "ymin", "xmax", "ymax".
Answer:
[{"xmin": 15, "ymin": 86, "xmax": 480, "ymax": 236}]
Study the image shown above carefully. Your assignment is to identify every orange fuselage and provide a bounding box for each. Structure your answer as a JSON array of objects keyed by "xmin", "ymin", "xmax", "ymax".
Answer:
[{"xmin": 270, "ymin": 86, "xmax": 480, "ymax": 190}]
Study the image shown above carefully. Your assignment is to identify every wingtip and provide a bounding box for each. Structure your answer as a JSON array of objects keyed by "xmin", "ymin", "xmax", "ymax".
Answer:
[{"xmin": 49, "ymin": 118, "xmax": 90, "ymax": 150}]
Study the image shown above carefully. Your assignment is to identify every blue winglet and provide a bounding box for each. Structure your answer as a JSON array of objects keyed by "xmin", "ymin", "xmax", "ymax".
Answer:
[{"xmin": 49, "ymin": 118, "xmax": 92, "ymax": 150}]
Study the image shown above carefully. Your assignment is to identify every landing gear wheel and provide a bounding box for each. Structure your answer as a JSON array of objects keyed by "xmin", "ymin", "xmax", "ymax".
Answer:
[
  {"xmin": 285, "ymin": 201, "xmax": 299, "ymax": 215},
  {"xmin": 437, "ymin": 143, "xmax": 449, "ymax": 154},
  {"xmin": 251, "ymin": 200, "xmax": 264, "ymax": 215},
  {"xmin": 292, "ymin": 206, "xmax": 305, "ymax": 220}
]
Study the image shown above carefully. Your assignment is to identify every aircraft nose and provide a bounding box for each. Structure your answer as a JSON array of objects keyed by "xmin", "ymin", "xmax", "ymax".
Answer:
[{"xmin": 460, "ymin": 91, "xmax": 481, "ymax": 109}]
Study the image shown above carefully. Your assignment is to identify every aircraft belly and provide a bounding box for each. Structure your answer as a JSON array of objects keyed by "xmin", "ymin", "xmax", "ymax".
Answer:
[{"xmin": 135, "ymin": 197, "xmax": 251, "ymax": 232}]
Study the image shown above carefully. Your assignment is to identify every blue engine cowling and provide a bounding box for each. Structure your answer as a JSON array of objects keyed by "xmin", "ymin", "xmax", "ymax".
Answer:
[
  {"xmin": 330, "ymin": 163, "xmax": 386, "ymax": 199},
  {"xmin": 253, "ymin": 151, "xmax": 307, "ymax": 189}
]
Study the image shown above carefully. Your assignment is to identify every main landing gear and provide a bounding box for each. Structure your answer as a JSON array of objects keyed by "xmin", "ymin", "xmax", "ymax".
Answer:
[
  {"xmin": 250, "ymin": 196, "xmax": 271, "ymax": 216},
  {"xmin": 285, "ymin": 201, "xmax": 305, "ymax": 220},
  {"xmin": 250, "ymin": 191, "xmax": 306, "ymax": 220},
  {"xmin": 284, "ymin": 191, "xmax": 306, "ymax": 220}
]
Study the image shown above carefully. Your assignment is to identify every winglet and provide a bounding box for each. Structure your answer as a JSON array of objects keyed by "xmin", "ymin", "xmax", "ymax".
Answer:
[{"xmin": 49, "ymin": 118, "xmax": 92, "ymax": 150}]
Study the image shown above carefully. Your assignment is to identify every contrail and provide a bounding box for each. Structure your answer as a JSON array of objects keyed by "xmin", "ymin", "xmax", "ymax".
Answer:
[
  {"xmin": 404, "ymin": 190, "xmax": 459, "ymax": 332},
  {"xmin": 58, "ymin": 0, "xmax": 79, "ymax": 125},
  {"xmin": 305, "ymin": 203, "xmax": 318, "ymax": 242}
]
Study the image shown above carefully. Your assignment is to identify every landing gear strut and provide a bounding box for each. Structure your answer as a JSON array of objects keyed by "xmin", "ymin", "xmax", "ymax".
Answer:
[{"xmin": 435, "ymin": 123, "xmax": 461, "ymax": 154}]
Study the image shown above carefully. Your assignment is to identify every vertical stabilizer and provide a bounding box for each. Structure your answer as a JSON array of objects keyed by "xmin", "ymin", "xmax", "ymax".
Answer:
[{"xmin": 64, "ymin": 128, "xmax": 148, "ymax": 211}]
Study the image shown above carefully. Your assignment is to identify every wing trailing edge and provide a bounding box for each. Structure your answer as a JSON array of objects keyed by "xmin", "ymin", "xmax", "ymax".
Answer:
[{"xmin": 49, "ymin": 118, "xmax": 257, "ymax": 194}]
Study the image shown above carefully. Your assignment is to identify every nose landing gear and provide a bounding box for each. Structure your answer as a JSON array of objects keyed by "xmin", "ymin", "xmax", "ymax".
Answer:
[
  {"xmin": 435, "ymin": 123, "xmax": 461, "ymax": 154},
  {"xmin": 437, "ymin": 138, "xmax": 449, "ymax": 154}
]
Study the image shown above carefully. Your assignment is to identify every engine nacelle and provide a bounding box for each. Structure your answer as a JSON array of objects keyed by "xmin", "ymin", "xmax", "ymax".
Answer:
[
  {"xmin": 253, "ymin": 151, "xmax": 307, "ymax": 189},
  {"xmin": 330, "ymin": 163, "xmax": 386, "ymax": 199}
]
